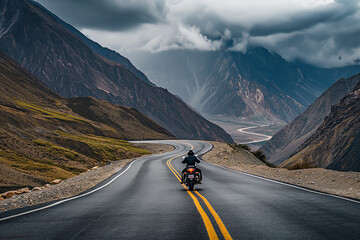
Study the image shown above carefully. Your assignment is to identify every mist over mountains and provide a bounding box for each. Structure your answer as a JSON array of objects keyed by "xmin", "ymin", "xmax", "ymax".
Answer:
[{"xmin": 130, "ymin": 49, "xmax": 360, "ymax": 123}]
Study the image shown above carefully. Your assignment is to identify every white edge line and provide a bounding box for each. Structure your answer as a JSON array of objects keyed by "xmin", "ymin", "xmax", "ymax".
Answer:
[
  {"xmin": 203, "ymin": 160, "xmax": 360, "ymax": 204},
  {"xmin": 130, "ymin": 141, "xmax": 359, "ymax": 205},
  {"xmin": 1, "ymin": 141, "xmax": 183, "ymax": 222},
  {"xmin": 0, "ymin": 158, "xmax": 142, "ymax": 222}
]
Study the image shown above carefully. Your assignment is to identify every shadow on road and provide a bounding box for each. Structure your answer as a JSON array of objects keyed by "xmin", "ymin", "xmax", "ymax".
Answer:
[{"xmin": 180, "ymin": 188, "xmax": 204, "ymax": 192}]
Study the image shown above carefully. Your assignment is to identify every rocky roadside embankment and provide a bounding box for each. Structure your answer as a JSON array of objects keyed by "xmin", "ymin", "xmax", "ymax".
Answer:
[
  {"xmin": 203, "ymin": 142, "xmax": 360, "ymax": 200},
  {"xmin": 0, "ymin": 143, "xmax": 174, "ymax": 212}
]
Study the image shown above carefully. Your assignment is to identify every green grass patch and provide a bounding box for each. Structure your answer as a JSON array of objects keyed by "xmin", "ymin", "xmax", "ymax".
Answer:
[
  {"xmin": 33, "ymin": 139, "xmax": 80, "ymax": 161},
  {"xmin": 33, "ymin": 139, "xmax": 52, "ymax": 147},
  {"xmin": 0, "ymin": 147, "xmax": 78, "ymax": 181},
  {"xmin": 15, "ymin": 100, "xmax": 88, "ymax": 123},
  {"xmin": 56, "ymin": 131, "xmax": 150, "ymax": 162}
]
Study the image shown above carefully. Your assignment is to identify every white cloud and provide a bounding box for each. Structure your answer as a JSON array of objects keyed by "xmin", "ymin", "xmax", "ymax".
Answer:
[
  {"xmin": 176, "ymin": 24, "xmax": 220, "ymax": 50},
  {"xmin": 47, "ymin": 0, "xmax": 360, "ymax": 67}
]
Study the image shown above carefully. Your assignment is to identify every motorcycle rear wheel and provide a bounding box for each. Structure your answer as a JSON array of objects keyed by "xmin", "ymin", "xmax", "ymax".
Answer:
[{"xmin": 189, "ymin": 181, "xmax": 194, "ymax": 191}]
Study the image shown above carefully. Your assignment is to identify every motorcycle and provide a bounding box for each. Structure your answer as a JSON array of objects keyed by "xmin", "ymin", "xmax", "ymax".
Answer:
[{"xmin": 183, "ymin": 165, "xmax": 201, "ymax": 191}]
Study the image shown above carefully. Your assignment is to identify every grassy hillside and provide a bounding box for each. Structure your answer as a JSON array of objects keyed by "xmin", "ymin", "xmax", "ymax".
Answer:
[{"xmin": 0, "ymin": 51, "xmax": 173, "ymax": 192}]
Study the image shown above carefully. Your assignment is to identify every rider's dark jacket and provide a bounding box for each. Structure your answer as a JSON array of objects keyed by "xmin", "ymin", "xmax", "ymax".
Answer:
[{"xmin": 182, "ymin": 155, "xmax": 200, "ymax": 166}]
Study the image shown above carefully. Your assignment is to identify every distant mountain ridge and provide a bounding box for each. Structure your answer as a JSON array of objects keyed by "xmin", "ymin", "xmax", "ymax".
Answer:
[
  {"xmin": 260, "ymin": 74, "xmax": 360, "ymax": 165},
  {"xmin": 130, "ymin": 46, "xmax": 360, "ymax": 124},
  {"xmin": 281, "ymin": 80, "xmax": 360, "ymax": 171},
  {"xmin": 0, "ymin": 0, "xmax": 233, "ymax": 143}
]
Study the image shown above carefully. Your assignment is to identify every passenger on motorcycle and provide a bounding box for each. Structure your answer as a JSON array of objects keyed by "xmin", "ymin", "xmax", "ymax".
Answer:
[{"xmin": 181, "ymin": 150, "xmax": 202, "ymax": 184}]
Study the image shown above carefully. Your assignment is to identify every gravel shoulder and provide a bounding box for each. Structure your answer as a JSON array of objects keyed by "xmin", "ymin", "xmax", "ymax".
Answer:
[
  {"xmin": 203, "ymin": 142, "xmax": 360, "ymax": 200},
  {"xmin": 0, "ymin": 143, "xmax": 174, "ymax": 212}
]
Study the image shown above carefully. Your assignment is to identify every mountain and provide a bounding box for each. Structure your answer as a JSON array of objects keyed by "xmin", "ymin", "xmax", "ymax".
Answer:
[
  {"xmin": 31, "ymin": 1, "xmax": 153, "ymax": 86},
  {"xmin": 281, "ymin": 81, "xmax": 360, "ymax": 171},
  {"xmin": 130, "ymin": 48, "xmax": 360, "ymax": 124},
  {"xmin": 0, "ymin": 50, "xmax": 173, "ymax": 192},
  {"xmin": 260, "ymin": 74, "xmax": 360, "ymax": 165},
  {"xmin": 0, "ymin": 0, "xmax": 233, "ymax": 143},
  {"xmin": 65, "ymin": 97, "xmax": 173, "ymax": 140},
  {"xmin": 0, "ymin": 50, "xmax": 172, "ymax": 141}
]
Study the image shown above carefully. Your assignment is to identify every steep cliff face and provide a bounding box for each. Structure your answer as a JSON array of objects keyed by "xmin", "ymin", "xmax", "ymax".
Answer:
[
  {"xmin": 131, "ymin": 49, "xmax": 360, "ymax": 124},
  {"xmin": 260, "ymin": 74, "xmax": 360, "ymax": 164},
  {"xmin": 282, "ymin": 81, "xmax": 360, "ymax": 171},
  {"xmin": 0, "ymin": 0, "xmax": 233, "ymax": 142}
]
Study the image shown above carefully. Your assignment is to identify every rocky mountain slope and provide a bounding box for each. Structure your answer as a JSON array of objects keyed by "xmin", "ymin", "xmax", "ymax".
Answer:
[
  {"xmin": 32, "ymin": 1, "xmax": 153, "ymax": 86},
  {"xmin": 131, "ymin": 48, "xmax": 360, "ymax": 124},
  {"xmin": 0, "ymin": 0, "xmax": 233, "ymax": 143},
  {"xmin": 0, "ymin": 51, "xmax": 173, "ymax": 192},
  {"xmin": 281, "ymin": 81, "xmax": 360, "ymax": 171},
  {"xmin": 260, "ymin": 74, "xmax": 360, "ymax": 165}
]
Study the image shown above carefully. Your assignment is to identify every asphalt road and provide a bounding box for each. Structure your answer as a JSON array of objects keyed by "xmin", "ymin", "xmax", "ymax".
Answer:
[{"xmin": 0, "ymin": 140, "xmax": 359, "ymax": 240}]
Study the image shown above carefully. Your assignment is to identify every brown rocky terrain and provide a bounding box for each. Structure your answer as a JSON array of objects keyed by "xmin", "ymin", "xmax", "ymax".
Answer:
[
  {"xmin": 282, "ymin": 81, "xmax": 360, "ymax": 171},
  {"xmin": 202, "ymin": 141, "xmax": 266, "ymax": 166},
  {"xmin": 0, "ymin": 0, "xmax": 233, "ymax": 143},
  {"xmin": 202, "ymin": 142, "xmax": 360, "ymax": 200},
  {"xmin": 0, "ymin": 50, "xmax": 173, "ymax": 193},
  {"xmin": 260, "ymin": 74, "xmax": 360, "ymax": 165}
]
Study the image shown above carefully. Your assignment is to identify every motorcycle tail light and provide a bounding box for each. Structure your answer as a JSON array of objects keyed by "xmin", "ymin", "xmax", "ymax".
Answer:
[{"xmin": 188, "ymin": 168, "xmax": 195, "ymax": 173}]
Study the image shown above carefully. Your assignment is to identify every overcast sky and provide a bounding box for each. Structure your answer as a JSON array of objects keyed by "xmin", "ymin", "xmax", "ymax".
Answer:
[{"xmin": 36, "ymin": 0, "xmax": 360, "ymax": 68}]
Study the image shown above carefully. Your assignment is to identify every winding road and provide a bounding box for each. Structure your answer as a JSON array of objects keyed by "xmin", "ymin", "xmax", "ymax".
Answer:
[
  {"xmin": 0, "ymin": 140, "xmax": 359, "ymax": 240},
  {"xmin": 238, "ymin": 125, "xmax": 272, "ymax": 144}
]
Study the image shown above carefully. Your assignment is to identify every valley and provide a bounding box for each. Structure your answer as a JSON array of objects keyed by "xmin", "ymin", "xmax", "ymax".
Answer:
[
  {"xmin": 237, "ymin": 125, "xmax": 272, "ymax": 144},
  {"xmin": 203, "ymin": 114, "xmax": 283, "ymax": 150}
]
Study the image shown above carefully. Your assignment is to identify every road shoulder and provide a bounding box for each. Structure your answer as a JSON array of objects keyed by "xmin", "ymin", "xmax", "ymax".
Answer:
[
  {"xmin": 0, "ymin": 143, "xmax": 174, "ymax": 212},
  {"xmin": 203, "ymin": 141, "xmax": 360, "ymax": 200}
]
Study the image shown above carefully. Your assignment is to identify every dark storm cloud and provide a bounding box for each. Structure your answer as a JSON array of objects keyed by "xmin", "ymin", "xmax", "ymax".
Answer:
[
  {"xmin": 36, "ymin": 0, "xmax": 360, "ymax": 67},
  {"xmin": 36, "ymin": 0, "xmax": 168, "ymax": 31},
  {"xmin": 249, "ymin": 2, "xmax": 357, "ymax": 36}
]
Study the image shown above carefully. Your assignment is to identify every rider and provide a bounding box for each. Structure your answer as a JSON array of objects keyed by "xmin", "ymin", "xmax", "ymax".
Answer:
[{"xmin": 181, "ymin": 150, "xmax": 202, "ymax": 184}]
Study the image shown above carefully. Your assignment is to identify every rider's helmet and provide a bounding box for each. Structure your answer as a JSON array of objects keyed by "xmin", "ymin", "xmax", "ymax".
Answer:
[{"xmin": 188, "ymin": 150, "xmax": 194, "ymax": 156}]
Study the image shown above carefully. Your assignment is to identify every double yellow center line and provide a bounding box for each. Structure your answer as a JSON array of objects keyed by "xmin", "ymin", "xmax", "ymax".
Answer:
[{"xmin": 166, "ymin": 145, "xmax": 232, "ymax": 240}]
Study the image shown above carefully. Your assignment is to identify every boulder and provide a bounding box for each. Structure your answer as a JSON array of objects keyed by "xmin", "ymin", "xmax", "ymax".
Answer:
[
  {"xmin": 3, "ymin": 191, "xmax": 17, "ymax": 199},
  {"xmin": 32, "ymin": 187, "xmax": 42, "ymax": 191},
  {"xmin": 52, "ymin": 179, "xmax": 62, "ymax": 185},
  {"xmin": 91, "ymin": 166, "xmax": 99, "ymax": 170},
  {"xmin": 16, "ymin": 188, "xmax": 30, "ymax": 194},
  {"xmin": 44, "ymin": 184, "xmax": 51, "ymax": 188}
]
